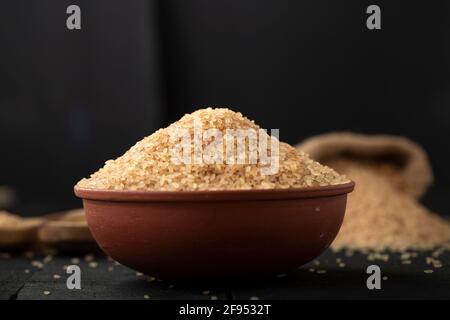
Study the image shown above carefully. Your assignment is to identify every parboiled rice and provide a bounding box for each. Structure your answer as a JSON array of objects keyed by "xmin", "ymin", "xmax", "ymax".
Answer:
[
  {"xmin": 328, "ymin": 159, "xmax": 450, "ymax": 251},
  {"xmin": 77, "ymin": 108, "xmax": 348, "ymax": 191}
]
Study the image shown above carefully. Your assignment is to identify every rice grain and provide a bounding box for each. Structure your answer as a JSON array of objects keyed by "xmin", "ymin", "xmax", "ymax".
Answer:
[{"xmin": 77, "ymin": 108, "xmax": 348, "ymax": 191}]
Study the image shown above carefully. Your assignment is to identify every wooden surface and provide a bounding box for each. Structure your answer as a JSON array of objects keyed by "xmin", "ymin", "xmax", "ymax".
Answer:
[{"xmin": 1, "ymin": 249, "xmax": 449, "ymax": 300}]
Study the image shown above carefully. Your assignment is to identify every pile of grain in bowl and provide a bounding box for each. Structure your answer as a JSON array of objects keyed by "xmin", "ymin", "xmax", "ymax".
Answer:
[{"xmin": 77, "ymin": 108, "xmax": 349, "ymax": 191}]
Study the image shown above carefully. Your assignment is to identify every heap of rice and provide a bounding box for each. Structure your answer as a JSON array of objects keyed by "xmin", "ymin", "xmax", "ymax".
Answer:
[{"xmin": 77, "ymin": 108, "xmax": 348, "ymax": 191}]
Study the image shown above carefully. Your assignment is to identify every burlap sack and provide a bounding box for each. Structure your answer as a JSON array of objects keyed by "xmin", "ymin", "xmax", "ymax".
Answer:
[{"xmin": 297, "ymin": 132, "xmax": 433, "ymax": 199}]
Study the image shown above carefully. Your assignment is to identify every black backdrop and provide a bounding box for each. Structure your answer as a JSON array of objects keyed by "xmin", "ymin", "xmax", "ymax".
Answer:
[{"xmin": 0, "ymin": 0, "xmax": 449, "ymax": 215}]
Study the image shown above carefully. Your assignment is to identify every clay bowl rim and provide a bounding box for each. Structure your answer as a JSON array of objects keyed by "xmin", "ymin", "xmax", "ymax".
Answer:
[{"xmin": 74, "ymin": 181, "xmax": 354, "ymax": 202}]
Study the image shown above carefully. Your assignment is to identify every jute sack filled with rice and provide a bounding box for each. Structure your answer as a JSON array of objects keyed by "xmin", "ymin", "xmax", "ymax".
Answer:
[
  {"xmin": 298, "ymin": 132, "xmax": 433, "ymax": 199},
  {"xmin": 297, "ymin": 132, "xmax": 450, "ymax": 251}
]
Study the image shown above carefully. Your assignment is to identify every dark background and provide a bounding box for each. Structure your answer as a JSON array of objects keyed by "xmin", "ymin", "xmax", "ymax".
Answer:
[{"xmin": 0, "ymin": 0, "xmax": 449, "ymax": 216}]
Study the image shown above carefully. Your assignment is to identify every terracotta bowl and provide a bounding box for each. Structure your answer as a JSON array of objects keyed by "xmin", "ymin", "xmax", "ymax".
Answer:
[{"xmin": 74, "ymin": 182, "xmax": 354, "ymax": 281}]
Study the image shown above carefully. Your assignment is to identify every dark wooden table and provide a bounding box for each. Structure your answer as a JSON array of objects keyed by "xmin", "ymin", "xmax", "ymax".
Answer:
[{"xmin": 1, "ymin": 249, "xmax": 449, "ymax": 300}]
